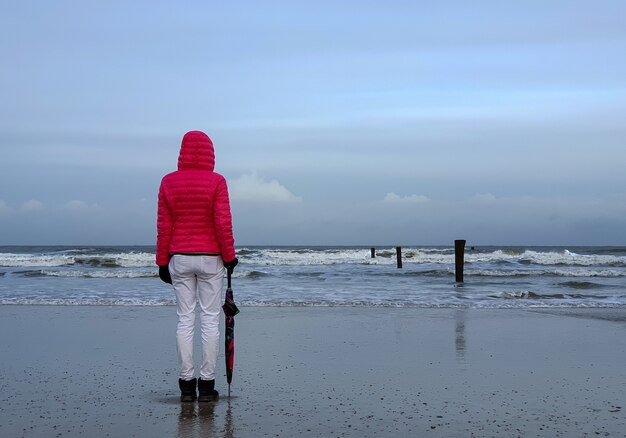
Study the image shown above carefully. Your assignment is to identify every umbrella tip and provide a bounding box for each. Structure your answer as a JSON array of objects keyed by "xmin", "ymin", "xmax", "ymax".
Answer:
[{"xmin": 228, "ymin": 384, "xmax": 231, "ymax": 398}]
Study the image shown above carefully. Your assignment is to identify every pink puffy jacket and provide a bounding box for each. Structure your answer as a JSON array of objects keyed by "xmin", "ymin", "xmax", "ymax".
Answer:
[{"xmin": 156, "ymin": 131, "xmax": 236, "ymax": 266}]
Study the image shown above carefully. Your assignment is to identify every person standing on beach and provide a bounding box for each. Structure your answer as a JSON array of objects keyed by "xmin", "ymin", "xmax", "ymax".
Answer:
[{"xmin": 156, "ymin": 130, "xmax": 238, "ymax": 402}]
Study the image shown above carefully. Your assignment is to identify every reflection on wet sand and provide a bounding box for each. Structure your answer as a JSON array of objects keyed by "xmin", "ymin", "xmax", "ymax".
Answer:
[
  {"xmin": 455, "ymin": 309, "xmax": 466, "ymax": 362},
  {"xmin": 224, "ymin": 399, "xmax": 234, "ymax": 438},
  {"xmin": 176, "ymin": 399, "xmax": 235, "ymax": 438},
  {"xmin": 177, "ymin": 401, "xmax": 217, "ymax": 438}
]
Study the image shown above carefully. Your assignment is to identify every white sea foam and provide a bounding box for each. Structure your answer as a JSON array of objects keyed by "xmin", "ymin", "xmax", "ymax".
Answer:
[
  {"xmin": 243, "ymin": 248, "xmax": 458, "ymax": 266},
  {"xmin": 0, "ymin": 297, "xmax": 175, "ymax": 306},
  {"xmin": 100, "ymin": 252, "xmax": 155, "ymax": 267},
  {"xmin": 463, "ymin": 249, "xmax": 626, "ymax": 266},
  {"xmin": 516, "ymin": 250, "xmax": 625, "ymax": 266},
  {"xmin": 468, "ymin": 269, "xmax": 624, "ymax": 278},
  {"xmin": 38, "ymin": 269, "xmax": 157, "ymax": 279},
  {"xmin": 0, "ymin": 251, "xmax": 155, "ymax": 268},
  {"xmin": 241, "ymin": 248, "xmax": 626, "ymax": 267},
  {"xmin": 0, "ymin": 253, "xmax": 74, "ymax": 267}
]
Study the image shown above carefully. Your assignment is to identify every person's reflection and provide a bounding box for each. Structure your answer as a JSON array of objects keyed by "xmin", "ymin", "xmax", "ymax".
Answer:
[
  {"xmin": 177, "ymin": 403, "xmax": 196, "ymax": 438},
  {"xmin": 177, "ymin": 402, "xmax": 217, "ymax": 437},
  {"xmin": 198, "ymin": 402, "xmax": 217, "ymax": 434}
]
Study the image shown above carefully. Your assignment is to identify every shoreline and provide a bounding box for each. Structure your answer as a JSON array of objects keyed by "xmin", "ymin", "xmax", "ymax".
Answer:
[{"xmin": 1, "ymin": 306, "xmax": 625, "ymax": 437}]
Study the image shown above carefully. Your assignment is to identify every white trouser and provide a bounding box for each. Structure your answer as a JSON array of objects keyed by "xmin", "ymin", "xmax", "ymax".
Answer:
[{"xmin": 169, "ymin": 255, "xmax": 224, "ymax": 381}]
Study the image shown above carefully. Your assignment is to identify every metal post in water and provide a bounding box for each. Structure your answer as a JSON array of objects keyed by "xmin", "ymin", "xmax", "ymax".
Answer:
[
  {"xmin": 455, "ymin": 240, "xmax": 466, "ymax": 283},
  {"xmin": 396, "ymin": 246, "xmax": 402, "ymax": 269},
  {"xmin": 371, "ymin": 247, "xmax": 376, "ymax": 258}
]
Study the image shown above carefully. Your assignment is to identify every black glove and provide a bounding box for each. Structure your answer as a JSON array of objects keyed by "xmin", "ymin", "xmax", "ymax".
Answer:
[
  {"xmin": 223, "ymin": 257, "xmax": 239, "ymax": 275},
  {"xmin": 159, "ymin": 265, "xmax": 172, "ymax": 284}
]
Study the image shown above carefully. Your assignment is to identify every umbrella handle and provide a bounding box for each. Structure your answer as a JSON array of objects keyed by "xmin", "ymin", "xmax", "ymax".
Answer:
[{"xmin": 227, "ymin": 268, "xmax": 232, "ymax": 289}]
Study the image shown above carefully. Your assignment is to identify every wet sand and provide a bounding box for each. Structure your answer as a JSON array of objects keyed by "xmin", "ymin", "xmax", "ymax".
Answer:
[{"xmin": 0, "ymin": 305, "xmax": 625, "ymax": 437}]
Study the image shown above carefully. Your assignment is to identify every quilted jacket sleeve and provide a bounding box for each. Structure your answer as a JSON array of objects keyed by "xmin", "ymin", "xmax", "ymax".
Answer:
[
  {"xmin": 213, "ymin": 177, "xmax": 236, "ymax": 262},
  {"xmin": 156, "ymin": 179, "xmax": 173, "ymax": 266}
]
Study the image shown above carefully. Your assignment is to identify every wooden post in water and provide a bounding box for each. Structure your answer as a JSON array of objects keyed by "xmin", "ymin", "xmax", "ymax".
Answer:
[
  {"xmin": 396, "ymin": 246, "xmax": 402, "ymax": 268},
  {"xmin": 455, "ymin": 240, "xmax": 466, "ymax": 283},
  {"xmin": 371, "ymin": 248, "xmax": 376, "ymax": 258}
]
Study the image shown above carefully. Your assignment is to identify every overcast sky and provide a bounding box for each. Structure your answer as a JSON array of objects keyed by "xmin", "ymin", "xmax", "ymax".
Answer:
[{"xmin": 1, "ymin": 1, "xmax": 626, "ymax": 246}]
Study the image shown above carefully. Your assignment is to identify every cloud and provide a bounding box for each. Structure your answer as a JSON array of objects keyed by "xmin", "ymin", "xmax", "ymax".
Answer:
[
  {"xmin": 0, "ymin": 200, "xmax": 9, "ymax": 214},
  {"xmin": 21, "ymin": 199, "xmax": 44, "ymax": 212},
  {"xmin": 383, "ymin": 192, "xmax": 431, "ymax": 204},
  {"xmin": 62, "ymin": 200, "xmax": 103, "ymax": 212},
  {"xmin": 467, "ymin": 193, "xmax": 498, "ymax": 205},
  {"xmin": 230, "ymin": 172, "xmax": 302, "ymax": 203}
]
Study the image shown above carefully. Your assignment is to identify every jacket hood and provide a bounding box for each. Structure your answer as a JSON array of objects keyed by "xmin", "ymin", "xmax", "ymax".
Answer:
[{"xmin": 178, "ymin": 131, "xmax": 215, "ymax": 171}]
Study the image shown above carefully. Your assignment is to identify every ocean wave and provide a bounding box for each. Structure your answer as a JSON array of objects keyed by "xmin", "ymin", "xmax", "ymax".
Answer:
[
  {"xmin": 559, "ymin": 281, "xmax": 606, "ymax": 289},
  {"xmin": 402, "ymin": 269, "xmax": 454, "ymax": 277},
  {"xmin": 467, "ymin": 269, "xmax": 624, "ymax": 278},
  {"xmin": 0, "ymin": 252, "xmax": 155, "ymax": 268},
  {"xmin": 0, "ymin": 253, "xmax": 74, "ymax": 267},
  {"xmin": 13, "ymin": 269, "xmax": 158, "ymax": 279},
  {"xmin": 491, "ymin": 291, "xmax": 609, "ymax": 300},
  {"xmin": 1, "ymin": 296, "xmax": 624, "ymax": 309},
  {"xmin": 464, "ymin": 249, "xmax": 626, "ymax": 267},
  {"xmin": 516, "ymin": 250, "xmax": 626, "ymax": 267},
  {"xmin": 3, "ymin": 247, "xmax": 626, "ymax": 269},
  {"xmin": 9, "ymin": 268, "xmax": 270, "ymax": 280},
  {"xmin": 0, "ymin": 297, "xmax": 175, "ymax": 306},
  {"xmin": 74, "ymin": 257, "xmax": 121, "ymax": 268},
  {"xmin": 242, "ymin": 248, "xmax": 461, "ymax": 266},
  {"xmin": 240, "ymin": 248, "xmax": 626, "ymax": 267},
  {"xmin": 5, "ymin": 265, "xmax": 624, "ymax": 281},
  {"xmin": 3, "ymin": 246, "xmax": 626, "ymax": 309},
  {"xmin": 238, "ymin": 270, "xmax": 270, "ymax": 279}
]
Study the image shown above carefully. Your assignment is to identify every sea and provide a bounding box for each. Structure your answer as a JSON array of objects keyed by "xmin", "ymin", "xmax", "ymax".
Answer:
[{"xmin": 0, "ymin": 245, "xmax": 625, "ymax": 309}]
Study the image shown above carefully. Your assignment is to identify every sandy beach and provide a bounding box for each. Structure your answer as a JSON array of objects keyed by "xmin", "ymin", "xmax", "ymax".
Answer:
[{"xmin": 0, "ymin": 305, "xmax": 625, "ymax": 437}]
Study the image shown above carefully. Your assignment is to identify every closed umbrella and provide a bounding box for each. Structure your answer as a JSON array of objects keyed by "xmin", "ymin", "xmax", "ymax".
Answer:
[{"xmin": 222, "ymin": 270, "xmax": 240, "ymax": 397}]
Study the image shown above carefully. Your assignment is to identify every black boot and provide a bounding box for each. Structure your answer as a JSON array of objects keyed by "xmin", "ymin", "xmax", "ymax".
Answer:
[
  {"xmin": 178, "ymin": 378, "xmax": 197, "ymax": 402},
  {"xmin": 198, "ymin": 378, "xmax": 219, "ymax": 402}
]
